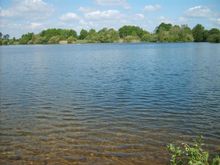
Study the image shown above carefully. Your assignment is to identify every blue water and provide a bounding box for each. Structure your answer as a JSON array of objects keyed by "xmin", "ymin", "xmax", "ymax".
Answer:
[{"xmin": 0, "ymin": 43, "xmax": 220, "ymax": 164}]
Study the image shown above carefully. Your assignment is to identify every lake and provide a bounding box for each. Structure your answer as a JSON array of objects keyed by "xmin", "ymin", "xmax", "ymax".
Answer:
[{"xmin": 0, "ymin": 43, "xmax": 220, "ymax": 164}]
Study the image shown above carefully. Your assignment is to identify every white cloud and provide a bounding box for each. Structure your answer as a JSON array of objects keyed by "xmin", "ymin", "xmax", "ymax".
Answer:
[
  {"xmin": 184, "ymin": 5, "xmax": 220, "ymax": 27},
  {"xmin": 60, "ymin": 13, "xmax": 80, "ymax": 22},
  {"xmin": 135, "ymin": 13, "xmax": 145, "ymax": 20},
  {"xmin": 95, "ymin": 0, "xmax": 130, "ymax": 9},
  {"xmin": 78, "ymin": 7, "xmax": 95, "ymax": 13},
  {"xmin": 79, "ymin": 20, "xmax": 95, "ymax": 28},
  {"xmin": 28, "ymin": 22, "xmax": 43, "ymax": 29},
  {"xmin": 178, "ymin": 16, "xmax": 188, "ymax": 23},
  {"xmin": 144, "ymin": 4, "xmax": 161, "ymax": 12},
  {"xmin": 210, "ymin": 18, "xmax": 220, "ymax": 26},
  {"xmin": 158, "ymin": 16, "xmax": 172, "ymax": 24},
  {"xmin": 216, "ymin": 18, "xmax": 220, "ymax": 25},
  {"xmin": 185, "ymin": 6, "xmax": 211, "ymax": 18},
  {"xmin": 0, "ymin": 0, "xmax": 54, "ymax": 19},
  {"xmin": 84, "ymin": 10, "xmax": 122, "ymax": 20},
  {"xmin": 0, "ymin": 8, "xmax": 13, "ymax": 17}
]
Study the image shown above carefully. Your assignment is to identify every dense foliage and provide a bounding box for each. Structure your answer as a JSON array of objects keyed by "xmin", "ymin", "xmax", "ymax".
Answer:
[
  {"xmin": 167, "ymin": 136, "xmax": 220, "ymax": 165},
  {"xmin": 1, "ymin": 23, "xmax": 220, "ymax": 45},
  {"xmin": 156, "ymin": 24, "xmax": 194, "ymax": 42}
]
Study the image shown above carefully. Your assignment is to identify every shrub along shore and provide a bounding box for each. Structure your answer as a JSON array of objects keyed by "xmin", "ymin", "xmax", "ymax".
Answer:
[{"xmin": 1, "ymin": 23, "xmax": 220, "ymax": 45}]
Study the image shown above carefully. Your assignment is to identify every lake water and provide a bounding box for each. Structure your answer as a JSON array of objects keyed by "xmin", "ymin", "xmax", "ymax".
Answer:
[{"xmin": 0, "ymin": 43, "xmax": 220, "ymax": 164}]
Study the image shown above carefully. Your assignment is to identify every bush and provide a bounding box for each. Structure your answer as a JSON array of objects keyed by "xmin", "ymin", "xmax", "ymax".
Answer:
[
  {"xmin": 67, "ymin": 36, "xmax": 77, "ymax": 43},
  {"xmin": 141, "ymin": 33, "xmax": 151, "ymax": 42},
  {"xmin": 32, "ymin": 35, "xmax": 47, "ymax": 44},
  {"xmin": 207, "ymin": 34, "xmax": 220, "ymax": 43},
  {"xmin": 123, "ymin": 35, "xmax": 141, "ymax": 43},
  {"xmin": 167, "ymin": 136, "xmax": 220, "ymax": 165},
  {"xmin": 19, "ymin": 33, "xmax": 33, "ymax": 44},
  {"xmin": 2, "ymin": 39, "xmax": 8, "ymax": 45},
  {"xmin": 48, "ymin": 36, "xmax": 61, "ymax": 44}
]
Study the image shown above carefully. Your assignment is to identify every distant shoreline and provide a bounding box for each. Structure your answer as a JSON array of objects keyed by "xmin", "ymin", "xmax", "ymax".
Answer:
[
  {"xmin": 1, "ymin": 23, "xmax": 220, "ymax": 45},
  {"xmin": 1, "ymin": 41, "xmax": 219, "ymax": 47}
]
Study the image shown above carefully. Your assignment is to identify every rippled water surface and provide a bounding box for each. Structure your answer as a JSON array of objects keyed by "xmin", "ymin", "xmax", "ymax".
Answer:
[{"xmin": 0, "ymin": 43, "xmax": 220, "ymax": 164}]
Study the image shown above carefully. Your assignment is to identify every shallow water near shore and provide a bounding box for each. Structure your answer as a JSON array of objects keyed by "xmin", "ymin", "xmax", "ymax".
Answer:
[{"xmin": 0, "ymin": 43, "xmax": 220, "ymax": 164}]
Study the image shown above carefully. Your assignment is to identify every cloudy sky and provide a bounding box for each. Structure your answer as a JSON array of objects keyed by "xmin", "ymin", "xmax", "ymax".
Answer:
[{"xmin": 0, "ymin": 0, "xmax": 220, "ymax": 37}]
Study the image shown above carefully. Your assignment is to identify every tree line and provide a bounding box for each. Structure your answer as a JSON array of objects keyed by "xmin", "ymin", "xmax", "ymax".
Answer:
[{"xmin": 0, "ymin": 23, "xmax": 220, "ymax": 45}]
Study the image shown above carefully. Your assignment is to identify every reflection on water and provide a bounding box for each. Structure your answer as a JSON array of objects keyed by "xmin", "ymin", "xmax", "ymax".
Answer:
[{"xmin": 0, "ymin": 43, "xmax": 220, "ymax": 164}]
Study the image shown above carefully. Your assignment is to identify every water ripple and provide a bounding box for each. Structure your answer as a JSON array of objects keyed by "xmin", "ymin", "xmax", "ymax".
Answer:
[{"xmin": 1, "ymin": 43, "xmax": 220, "ymax": 164}]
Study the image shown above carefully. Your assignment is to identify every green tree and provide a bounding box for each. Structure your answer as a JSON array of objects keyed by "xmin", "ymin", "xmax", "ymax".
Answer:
[
  {"xmin": 156, "ymin": 24, "xmax": 193, "ymax": 42},
  {"xmin": 67, "ymin": 36, "xmax": 77, "ymax": 43},
  {"xmin": 60, "ymin": 29, "xmax": 77, "ymax": 39},
  {"xmin": 32, "ymin": 35, "xmax": 47, "ymax": 44},
  {"xmin": 79, "ymin": 29, "xmax": 88, "ymax": 40},
  {"xmin": 149, "ymin": 34, "xmax": 158, "ymax": 42},
  {"xmin": 141, "ymin": 31, "xmax": 151, "ymax": 42},
  {"xmin": 97, "ymin": 28, "xmax": 119, "ymax": 43},
  {"xmin": 19, "ymin": 33, "xmax": 34, "ymax": 44},
  {"xmin": 40, "ymin": 29, "xmax": 60, "ymax": 39},
  {"xmin": 40, "ymin": 28, "xmax": 77, "ymax": 42},
  {"xmin": 207, "ymin": 28, "xmax": 220, "ymax": 43},
  {"xmin": 3, "ymin": 34, "xmax": 10, "ymax": 40},
  {"xmin": 2, "ymin": 39, "xmax": 8, "ymax": 45},
  {"xmin": 119, "ymin": 25, "xmax": 144, "ymax": 38},
  {"xmin": 155, "ymin": 23, "xmax": 173, "ymax": 42},
  {"xmin": 157, "ymin": 30, "xmax": 170, "ymax": 42},
  {"xmin": 169, "ymin": 25, "xmax": 181, "ymax": 42},
  {"xmin": 192, "ymin": 24, "xmax": 205, "ymax": 42},
  {"xmin": 8, "ymin": 38, "xmax": 15, "ymax": 45},
  {"xmin": 2, "ymin": 24, "xmax": 220, "ymax": 45},
  {"xmin": 179, "ymin": 25, "xmax": 193, "ymax": 42},
  {"xmin": 203, "ymin": 30, "xmax": 209, "ymax": 41},
  {"xmin": 155, "ymin": 23, "xmax": 172, "ymax": 33},
  {"xmin": 85, "ymin": 29, "xmax": 99, "ymax": 43},
  {"xmin": 48, "ymin": 36, "xmax": 61, "ymax": 44}
]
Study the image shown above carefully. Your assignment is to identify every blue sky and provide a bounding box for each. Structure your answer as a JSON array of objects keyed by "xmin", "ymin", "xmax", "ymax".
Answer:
[{"xmin": 0, "ymin": 0, "xmax": 220, "ymax": 37}]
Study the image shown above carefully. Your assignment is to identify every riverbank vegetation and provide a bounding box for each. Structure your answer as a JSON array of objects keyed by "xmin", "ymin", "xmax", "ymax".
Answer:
[
  {"xmin": 167, "ymin": 136, "xmax": 220, "ymax": 165},
  {"xmin": 0, "ymin": 23, "xmax": 220, "ymax": 45}
]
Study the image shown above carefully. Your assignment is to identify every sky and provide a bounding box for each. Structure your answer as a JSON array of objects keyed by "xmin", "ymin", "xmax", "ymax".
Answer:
[{"xmin": 0, "ymin": 0, "xmax": 220, "ymax": 38}]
